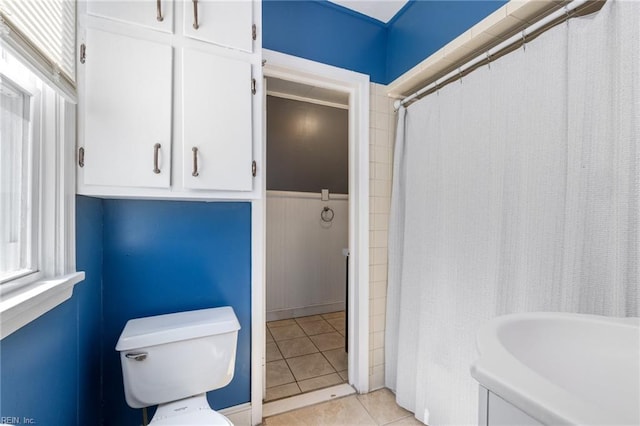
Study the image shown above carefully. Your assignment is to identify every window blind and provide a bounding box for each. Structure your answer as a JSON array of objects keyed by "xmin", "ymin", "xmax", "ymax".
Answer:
[{"xmin": 0, "ymin": 0, "xmax": 76, "ymax": 99}]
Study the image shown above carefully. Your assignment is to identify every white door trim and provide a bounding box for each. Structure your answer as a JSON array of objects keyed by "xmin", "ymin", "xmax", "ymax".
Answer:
[{"xmin": 251, "ymin": 49, "xmax": 370, "ymax": 425}]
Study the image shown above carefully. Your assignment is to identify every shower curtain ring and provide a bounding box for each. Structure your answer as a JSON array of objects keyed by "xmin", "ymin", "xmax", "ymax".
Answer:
[
  {"xmin": 458, "ymin": 67, "xmax": 463, "ymax": 84},
  {"xmin": 486, "ymin": 52, "xmax": 491, "ymax": 69},
  {"xmin": 521, "ymin": 30, "xmax": 527, "ymax": 51}
]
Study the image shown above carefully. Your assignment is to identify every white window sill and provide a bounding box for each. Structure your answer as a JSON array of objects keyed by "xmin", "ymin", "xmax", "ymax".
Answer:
[{"xmin": 0, "ymin": 271, "xmax": 85, "ymax": 339}]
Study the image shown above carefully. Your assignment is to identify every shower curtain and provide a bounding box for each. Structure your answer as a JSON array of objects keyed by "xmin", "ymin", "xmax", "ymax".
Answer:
[{"xmin": 385, "ymin": 1, "xmax": 639, "ymax": 424}]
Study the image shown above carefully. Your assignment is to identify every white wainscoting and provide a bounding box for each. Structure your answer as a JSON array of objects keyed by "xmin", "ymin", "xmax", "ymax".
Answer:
[{"xmin": 266, "ymin": 191, "xmax": 348, "ymax": 321}]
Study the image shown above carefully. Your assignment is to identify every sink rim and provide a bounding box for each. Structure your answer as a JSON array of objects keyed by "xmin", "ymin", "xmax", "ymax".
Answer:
[{"xmin": 470, "ymin": 312, "xmax": 640, "ymax": 426}]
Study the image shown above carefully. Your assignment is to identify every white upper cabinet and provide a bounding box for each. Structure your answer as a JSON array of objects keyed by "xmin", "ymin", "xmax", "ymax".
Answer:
[
  {"xmin": 78, "ymin": 0, "xmax": 262, "ymax": 199},
  {"xmin": 183, "ymin": 0, "xmax": 253, "ymax": 52},
  {"xmin": 86, "ymin": 0, "xmax": 174, "ymax": 33},
  {"xmin": 182, "ymin": 48, "xmax": 253, "ymax": 191},
  {"xmin": 83, "ymin": 28, "xmax": 173, "ymax": 188}
]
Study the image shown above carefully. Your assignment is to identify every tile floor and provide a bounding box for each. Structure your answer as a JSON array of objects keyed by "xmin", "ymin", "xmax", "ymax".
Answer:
[
  {"xmin": 265, "ymin": 311, "xmax": 348, "ymax": 402},
  {"xmin": 263, "ymin": 388, "xmax": 425, "ymax": 425}
]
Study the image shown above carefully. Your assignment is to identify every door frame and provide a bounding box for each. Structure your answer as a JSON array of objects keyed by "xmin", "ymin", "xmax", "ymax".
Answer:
[{"xmin": 251, "ymin": 49, "xmax": 370, "ymax": 424}]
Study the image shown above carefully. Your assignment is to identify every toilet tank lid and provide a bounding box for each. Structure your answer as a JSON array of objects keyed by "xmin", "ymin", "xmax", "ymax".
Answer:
[{"xmin": 115, "ymin": 307, "xmax": 240, "ymax": 351}]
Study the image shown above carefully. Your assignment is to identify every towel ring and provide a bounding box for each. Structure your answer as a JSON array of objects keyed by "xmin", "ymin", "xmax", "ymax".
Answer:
[{"xmin": 321, "ymin": 206, "xmax": 334, "ymax": 223}]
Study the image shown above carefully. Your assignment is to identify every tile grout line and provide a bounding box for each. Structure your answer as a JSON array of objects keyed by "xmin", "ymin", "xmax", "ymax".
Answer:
[
  {"xmin": 301, "ymin": 316, "xmax": 344, "ymax": 378},
  {"xmin": 355, "ymin": 390, "xmax": 419, "ymax": 426},
  {"xmin": 266, "ymin": 311, "xmax": 347, "ymax": 399},
  {"xmin": 264, "ymin": 390, "xmax": 420, "ymax": 425},
  {"xmin": 354, "ymin": 396, "xmax": 378, "ymax": 426}
]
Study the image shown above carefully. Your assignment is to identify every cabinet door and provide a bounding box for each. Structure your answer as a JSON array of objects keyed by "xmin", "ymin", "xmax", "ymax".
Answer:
[
  {"xmin": 87, "ymin": 0, "xmax": 174, "ymax": 33},
  {"xmin": 183, "ymin": 0, "xmax": 253, "ymax": 52},
  {"xmin": 182, "ymin": 48, "xmax": 253, "ymax": 191},
  {"xmin": 83, "ymin": 28, "xmax": 172, "ymax": 188}
]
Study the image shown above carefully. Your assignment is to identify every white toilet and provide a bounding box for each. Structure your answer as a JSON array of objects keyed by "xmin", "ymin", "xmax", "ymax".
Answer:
[{"xmin": 116, "ymin": 306, "xmax": 241, "ymax": 425}]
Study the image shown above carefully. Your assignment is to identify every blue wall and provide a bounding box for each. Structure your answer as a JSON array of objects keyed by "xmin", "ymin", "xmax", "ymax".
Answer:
[
  {"xmin": 386, "ymin": 0, "xmax": 507, "ymax": 82},
  {"xmin": 263, "ymin": 0, "xmax": 506, "ymax": 84},
  {"xmin": 0, "ymin": 295, "xmax": 80, "ymax": 425},
  {"xmin": 0, "ymin": 198, "xmax": 251, "ymax": 426},
  {"xmin": 101, "ymin": 200, "xmax": 252, "ymax": 425},
  {"xmin": 76, "ymin": 196, "xmax": 104, "ymax": 424},
  {"xmin": 0, "ymin": 195, "xmax": 103, "ymax": 426},
  {"xmin": 263, "ymin": 0, "xmax": 387, "ymax": 83}
]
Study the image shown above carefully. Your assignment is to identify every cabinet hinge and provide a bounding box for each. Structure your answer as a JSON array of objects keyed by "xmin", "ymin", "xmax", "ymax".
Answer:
[
  {"xmin": 251, "ymin": 78, "xmax": 256, "ymax": 95},
  {"xmin": 252, "ymin": 24, "xmax": 257, "ymax": 41},
  {"xmin": 80, "ymin": 43, "xmax": 86, "ymax": 64},
  {"xmin": 252, "ymin": 161, "xmax": 257, "ymax": 177},
  {"xmin": 78, "ymin": 147, "xmax": 85, "ymax": 167}
]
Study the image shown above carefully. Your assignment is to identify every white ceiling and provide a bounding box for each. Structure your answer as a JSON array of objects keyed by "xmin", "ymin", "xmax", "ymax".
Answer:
[
  {"xmin": 328, "ymin": 0, "xmax": 409, "ymax": 24},
  {"xmin": 267, "ymin": 77, "xmax": 349, "ymax": 107}
]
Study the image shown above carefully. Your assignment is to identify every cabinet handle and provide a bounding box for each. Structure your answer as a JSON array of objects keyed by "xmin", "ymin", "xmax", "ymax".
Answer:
[
  {"xmin": 78, "ymin": 147, "xmax": 85, "ymax": 168},
  {"xmin": 153, "ymin": 143, "xmax": 161, "ymax": 174},
  {"xmin": 156, "ymin": 0, "xmax": 164, "ymax": 22},
  {"xmin": 192, "ymin": 147, "xmax": 199, "ymax": 177},
  {"xmin": 192, "ymin": 0, "xmax": 199, "ymax": 29}
]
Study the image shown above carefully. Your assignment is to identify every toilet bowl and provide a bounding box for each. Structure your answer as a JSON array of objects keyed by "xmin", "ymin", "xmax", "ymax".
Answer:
[
  {"xmin": 116, "ymin": 307, "xmax": 241, "ymax": 425},
  {"xmin": 148, "ymin": 394, "xmax": 231, "ymax": 425}
]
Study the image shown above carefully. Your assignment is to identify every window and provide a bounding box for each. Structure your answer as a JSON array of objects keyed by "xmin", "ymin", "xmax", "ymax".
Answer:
[
  {"xmin": 0, "ymin": 47, "xmax": 83, "ymax": 339},
  {"xmin": 0, "ymin": 72, "xmax": 38, "ymax": 283}
]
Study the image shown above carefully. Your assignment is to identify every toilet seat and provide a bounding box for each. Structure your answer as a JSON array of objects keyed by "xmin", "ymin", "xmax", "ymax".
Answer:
[{"xmin": 149, "ymin": 409, "xmax": 232, "ymax": 425}]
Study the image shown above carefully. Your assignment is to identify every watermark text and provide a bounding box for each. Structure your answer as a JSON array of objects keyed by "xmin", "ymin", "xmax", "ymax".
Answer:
[{"xmin": 0, "ymin": 416, "xmax": 37, "ymax": 424}]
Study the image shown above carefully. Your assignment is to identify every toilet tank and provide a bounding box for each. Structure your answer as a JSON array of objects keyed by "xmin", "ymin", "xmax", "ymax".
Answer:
[{"xmin": 116, "ymin": 307, "xmax": 241, "ymax": 408}]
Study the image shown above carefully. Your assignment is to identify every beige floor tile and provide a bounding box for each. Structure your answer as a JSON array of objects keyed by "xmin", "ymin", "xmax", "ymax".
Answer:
[
  {"xmin": 268, "ymin": 318, "xmax": 297, "ymax": 328},
  {"xmin": 270, "ymin": 324, "xmax": 306, "ymax": 341},
  {"xmin": 264, "ymin": 382, "xmax": 301, "ymax": 402},
  {"xmin": 322, "ymin": 311, "xmax": 345, "ymax": 320},
  {"xmin": 338, "ymin": 369, "xmax": 348, "ymax": 381},
  {"xmin": 326, "ymin": 317, "xmax": 345, "ymax": 330},
  {"xmin": 287, "ymin": 353, "xmax": 336, "ymax": 381},
  {"xmin": 298, "ymin": 319, "xmax": 336, "ymax": 336},
  {"xmin": 264, "ymin": 311, "xmax": 349, "ymax": 403},
  {"xmin": 309, "ymin": 332, "xmax": 345, "ymax": 351},
  {"xmin": 322, "ymin": 348, "xmax": 348, "ymax": 372},
  {"xmin": 263, "ymin": 395, "xmax": 376, "ymax": 426},
  {"xmin": 297, "ymin": 373, "xmax": 343, "ymax": 393},
  {"xmin": 357, "ymin": 388, "xmax": 412, "ymax": 425},
  {"xmin": 266, "ymin": 360, "xmax": 295, "ymax": 388},
  {"xmin": 295, "ymin": 314, "xmax": 324, "ymax": 323},
  {"xmin": 385, "ymin": 415, "xmax": 425, "ymax": 425},
  {"xmin": 277, "ymin": 336, "xmax": 318, "ymax": 358},
  {"xmin": 266, "ymin": 342, "xmax": 283, "ymax": 362}
]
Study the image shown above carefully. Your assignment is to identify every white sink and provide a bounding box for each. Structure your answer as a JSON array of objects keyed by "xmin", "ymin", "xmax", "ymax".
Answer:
[{"xmin": 470, "ymin": 312, "xmax": 640, "ymax": 425}]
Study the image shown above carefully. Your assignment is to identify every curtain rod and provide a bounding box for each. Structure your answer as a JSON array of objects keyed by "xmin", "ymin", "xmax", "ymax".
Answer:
[{"xmin": 394, "ymin": 0, "xmax": 596, "ymax": 111}]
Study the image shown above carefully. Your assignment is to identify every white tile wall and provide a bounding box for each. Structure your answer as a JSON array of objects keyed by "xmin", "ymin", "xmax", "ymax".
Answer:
[{"xmin": 368, "ymin": 83, "xmax": 396, "ymax": 391}]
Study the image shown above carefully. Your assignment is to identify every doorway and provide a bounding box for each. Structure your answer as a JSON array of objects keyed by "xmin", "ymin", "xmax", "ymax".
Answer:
[
  {"xmin": 264, "ymin": 78, "xmax": 350, "ymax": 401},
  {"xmin": 254, "ymin": 50, "xmax": 370, "ymax": 421}
]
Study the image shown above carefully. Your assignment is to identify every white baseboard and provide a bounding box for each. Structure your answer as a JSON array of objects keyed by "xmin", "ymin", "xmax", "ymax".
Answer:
[
  {"xmin": 221, "ymin": 402, "xmax": 252, "ymax": 426},
  {"xmin": 266, "ymin": 302, "xmax": 345, "ymax": 322},
  {"xmin": 262, "ymin": 384, "xmax": 356, "ymax": 418}
]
